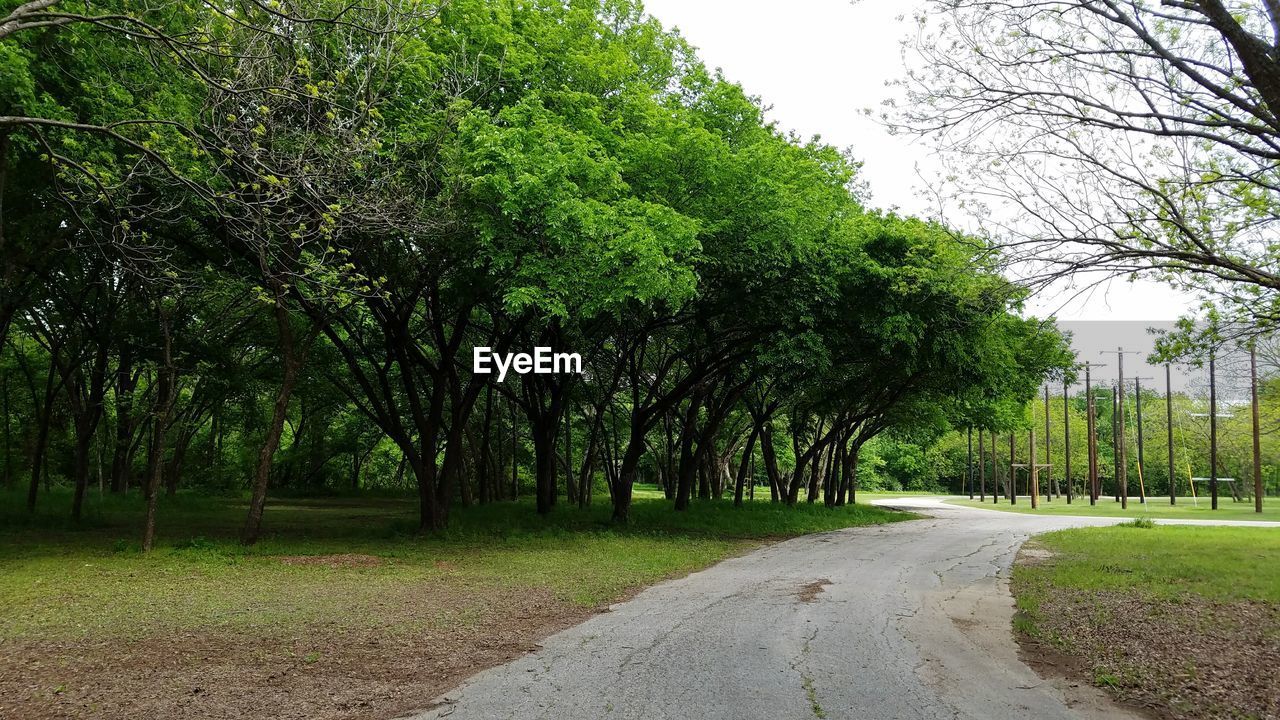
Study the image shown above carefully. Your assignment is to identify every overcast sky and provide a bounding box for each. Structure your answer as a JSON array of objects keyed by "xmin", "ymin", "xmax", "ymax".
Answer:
[{"xmin": 640, "ymin": 0, "xmax": 1198, "ymax": 324}]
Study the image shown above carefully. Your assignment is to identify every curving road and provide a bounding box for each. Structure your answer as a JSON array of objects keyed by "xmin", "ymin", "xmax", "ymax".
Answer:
[{"xmin": 405, "ymin": 498, "xmax": 1278, "ymax": 720}]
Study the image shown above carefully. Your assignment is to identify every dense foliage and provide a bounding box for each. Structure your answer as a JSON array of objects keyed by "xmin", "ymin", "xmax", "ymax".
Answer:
[{"xmin": 0, "ymin": 0, "xmax": 1071, "ymax": 542}]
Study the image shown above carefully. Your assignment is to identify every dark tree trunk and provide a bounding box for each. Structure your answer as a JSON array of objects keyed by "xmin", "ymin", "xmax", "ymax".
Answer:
[
  {"xmin": 1, "ymin": 366, "xmax": 9, "ymax": 489},
  {"xmin": 611, "ymin": 432, "xmax": 644, "ymax": 523},
  {"xmin": 453, "ymin": 423, "xmax": 474, "ymax": 507},
  {"xmin": 67, "ymin": 342, "xmax": 110, "ymax": 521},
  {"xmin": 242, "ymin": 276, "xmax": 311, "ymax": 545},
  {"xmin": 674, "ymin": 395, "xmax": 702, "ymax": 511},
  {"xmin": 848, "ymin": 444, "xmax": 861, "ymax": 505},
  {"xmin": 109, "ymin": 349, "xmax": 138, "ymax": 493},
  {"xmin": 576, "ymin": 410, "xmax": 603, "ymax": 509},
  {"xmin": 531, "ymin": 415, "xmax": 559, "ymax": 515},
  {"xmin": 26, "ymin": 358, "xmax": 58, "ymax": 513},
  {"xmin": 564, "ymin": 401, "xmax": 576, "ymax": 505},
  {"xmin": 477, "ymin": 384, "xmax": 494, "ymax": 504},
  {"xmin": 760, "ymin": 422, "xmax": 782, "ymax": 503},
  {"xmin": 142, "ymin": 306, "xmax": 176, "ymax": 552},
  {"xmin": 733, "ymin": 424, "xmax": 760, "ymax": 507},
  {"xmin": 697, "ymin": 453, "xmax": 712, "ymax": 500},
  {"xmin": 661, "ymin": 411, "xmax": 677, "ymax": 500}
]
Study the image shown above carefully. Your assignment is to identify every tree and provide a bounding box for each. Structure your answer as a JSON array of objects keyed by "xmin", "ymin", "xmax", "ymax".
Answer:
[{"xmin": 897, "ymin": 1, "xmax": 1280, "ymax": 326}]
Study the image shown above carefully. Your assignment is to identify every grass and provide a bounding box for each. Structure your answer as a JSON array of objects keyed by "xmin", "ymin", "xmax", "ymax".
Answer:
[
  {"xmin": 0, "ymin": 485, "xmax": 912, "ymax": 642},
  {"xmin": 1011, "ymin": 523, "xmax": 1280, "ymax": 719},
  {"xmin": 947, "ymin": 494, "xmax": 1280, "ymax": 521},
  {"xmin": 1015, "ymin": 524, "xmax": 1280, "ymax": 605}
]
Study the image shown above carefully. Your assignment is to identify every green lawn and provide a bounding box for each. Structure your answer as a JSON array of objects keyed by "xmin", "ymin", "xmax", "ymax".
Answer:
[
  {"xmin": 947, "ymin": 495, "xmax": 1280, "ymax": 521},
  {"xmin": 0, "ymin": 486, "xmax": 912, "ymax": 641},
  {"xmin": 1015, "ymin": 524, "xmax": 1280, "ymax": 605},
  {"xmin": 1012, "ymin": 524, "xmax": 1280, "ymax": 719}
]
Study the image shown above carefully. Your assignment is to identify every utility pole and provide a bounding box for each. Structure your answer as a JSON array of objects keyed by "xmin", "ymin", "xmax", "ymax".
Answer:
[
  {"xmin": 1252, "ymin": 343, "xmax": 1263, "ymax": 514},
  {"xmin": 1009, "ymin": 432, "xmax": 1016, "ymax": 504},
  {"xmin": 1105, "ymin": 384, "xmax": 1116, "ymax": 502},
  {"xmin": 978, "ymin": 430, "xmax": 985, "ymax": 501},
  {"xmin": 1064, "ymin": 377, "xmax": 1072, "ymax": 504},
  {"xmin": 967, "ymin": 427, "xmax": 974, "ymax": 499},
  {"xmin": 1117, "ymin": 348, "xmax": 1127, "ymax": 510},
  {"xmin": 1029, "ymin": 427, "xmax": 1039, "ymax": 509},
  {"xmin": 1044, "ymin": 385, "xmax": 1054, "ymax": 501},
  {"xmin": 991, "ymin": 430, "xmax": 999, "ymax": 505},
  {"xmin": 1112, "ymin": 384, "xmax": 1121, "ymax": 505},
  {"xmin": 1210, "ymin": 350, "xmax": 1219, "ymax": 510},
  {"xmin": 1086, "ymin": 361, "xmax": 1100, "ymax": 506},
  {"xmin": 1101, "ymin": 348, "xmax": 1142, "ymax": 509},
  {"xmin": 1131, "ymin": 375, "xmax": 1154, "ymax": 504},
  {"xmin": 1166, "ymin": 363, "xmax": 1175, "ymax": 506}
]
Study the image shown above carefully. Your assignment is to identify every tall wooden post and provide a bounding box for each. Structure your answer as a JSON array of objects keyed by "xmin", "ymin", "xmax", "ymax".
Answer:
[
  {"xmin": 1117, "ymin": 349, "xmax": 1128, "ymax": 509},
  {"xmin": 1135, "ymin": 376, "xmax": 1146, "ymax": 504},
  {"xmin": 1252, "ymin": 344, "xmax": 1263, "ymax": 514},
  {"xmin": 991, "ymin": 430, "xmax": 999, "ymax": 504},
  {"xmin": 1105, "ymin": 384, "xmax": 1116, "ymax": 502},
  {"xmin": 1064, "ymin": 377, "xmax": 1072, "ymax": 504},
  {"xmin": 967, "ymin": 427, "xmax": 974, "ymax": 499},
  {"xmin": 978, "ymin": 430, "xmax": 986, "ymax": 501},
  {"xmin": 1086, "ymin": 362, "xmax": 1098, "ymax": 505},
  {"xmin": 1167, "ymin": 363, "xmax": 1175, "ymax": 506},
  {"xmin": 1044, "ymin": 385, "xmax": 1053, "ymax": 501},
  {"xmin": 1210, "ymin": 351, "xmax": 1219, "ymax": 510},
  {"xmin": 1009, "ymin": 432, "xmax": 1016, "ymax": 504},
  {"xmin": 1030, "ymin": 427, "xmax": 1039, "ymax": 509}
]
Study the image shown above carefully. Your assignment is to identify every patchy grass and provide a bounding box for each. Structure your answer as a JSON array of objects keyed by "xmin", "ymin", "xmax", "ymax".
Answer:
[
  {"xmin": 948, "ymin": 494, "xmax": 1280, "ymax": 522},
  {"xmin": 0, "ymin": 486, "xmax": 911, "ymax": 720},
  {"xmin": 1012, "ymin": 525, "xmax": 1280, "ymax": 720}
]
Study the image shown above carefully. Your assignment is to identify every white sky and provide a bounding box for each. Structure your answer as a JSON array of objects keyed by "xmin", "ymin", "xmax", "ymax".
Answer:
[{"xmin": 641, "ymin": 0, "xmax": 1197, "ymax": 322}]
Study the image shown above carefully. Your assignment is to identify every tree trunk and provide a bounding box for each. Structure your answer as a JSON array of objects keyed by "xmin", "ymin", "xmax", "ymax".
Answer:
[
  {"xmin": 532, "ymin": 415, "xmax": 559, "ymax": 515},
  {"xmin": 2, "ymin": 366, "xmax": 11, "ymax": 489},
  {"xmin": 26, "ymin": 359, "xmax": 58, "ymax": 513},
  {"xmin": 564, "ymin": 401, "xmax": 576, "ymax": 506},
  {"xmin": 611, "ymin": 426, "xmax": 647, "ymax": 522},
  {"xmin": 733, "ymin": 424, "xmax": 759, "ymax": 507},
  {"xmin": 242, "ymin": 322, "xmax": 303, "ymax": 544},
  {"xmin": 848, "ymin": 444, "xmax": 861, "ymax": 505},
  {"xmin": 478, "ymin": 384, "xmax": 494, "ymax": 504},
  {"xmin": 760, "ymin": 422, "xmax": 782, "ymax": 503},
  {"xmin": 68, "ymin": 345, "xmax": 109, "ymax": 521},
  {"xmin": 674, "ymin": 396, "xmax": 702, "ymax": 511},
  {"xmin": 109, "ymin": 349, "xmax": 137, "ymax": 493},
  {"xmin": 142, "ymin": 306, "xmax": 176, "ymax": 552},
  {"xmin": 576, "ymin": 410, "xmax": 602, "ymax": 509}
]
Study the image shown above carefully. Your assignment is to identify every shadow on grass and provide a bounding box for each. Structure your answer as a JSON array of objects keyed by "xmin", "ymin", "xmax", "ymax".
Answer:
[{"xmin": 0, "ymin": 485, "xmax": 916, "ymax": 559}]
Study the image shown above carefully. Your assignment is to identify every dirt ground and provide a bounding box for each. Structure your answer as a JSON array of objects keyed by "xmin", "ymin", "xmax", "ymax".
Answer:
[
  {"xmin": 0, "ymin": 568, "xmax": 595, "ymax": 720},
  {"xmin": 1015, "ymin": 566, "xmax": 1280, "ymax": 719}
]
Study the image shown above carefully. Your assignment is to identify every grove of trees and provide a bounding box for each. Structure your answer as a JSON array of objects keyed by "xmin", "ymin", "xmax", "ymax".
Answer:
[{"xmin": 1, "ymin": 0, "xmax": 1072, "ymax": 545}]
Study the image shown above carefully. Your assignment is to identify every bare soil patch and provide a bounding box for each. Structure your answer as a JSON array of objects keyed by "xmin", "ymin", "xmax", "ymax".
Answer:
[
  {"xmin": 1014, "ymin": 559, "xmax": 1280, "ymax": 719},
  {"xmin": 0, "ymin": 581, "xmax": 592, "ymax": 720},
  {"xmin": 796, "ymin": 579, "xmax": 832, "ymax": 603}
]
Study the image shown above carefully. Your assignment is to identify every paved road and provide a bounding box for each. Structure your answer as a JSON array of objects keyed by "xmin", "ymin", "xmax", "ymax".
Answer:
[{"xmin": 406, "ymin": 498, "xmax": 1277, "ymax": 720}]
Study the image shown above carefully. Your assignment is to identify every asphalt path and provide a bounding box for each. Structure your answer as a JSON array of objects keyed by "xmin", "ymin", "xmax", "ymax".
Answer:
[{"xmin": 406, "ymin": 497, "xmax": 1277, "ymax": 720}]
